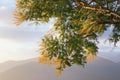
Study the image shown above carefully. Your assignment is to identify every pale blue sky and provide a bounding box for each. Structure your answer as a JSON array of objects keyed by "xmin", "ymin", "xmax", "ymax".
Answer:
[
  {"xmin": 0, "ymin": 0, "xmax": 120, "ymax": 63},
  {"xmin": 0, "ymin": 0, "xmax": 55, "ymax": 63}
]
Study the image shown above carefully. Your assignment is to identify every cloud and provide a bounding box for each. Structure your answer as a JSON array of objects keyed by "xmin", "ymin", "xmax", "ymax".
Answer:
[
  {"xmin": 97, "ymin": 38, "xmax": 120, "ymax": 63},
  {"xmin": 0, "ymin": 0, "xmax": 15, "ymax": 5},
  {"xmin": 0, "ymin": 26, "xmax": 41, "ymax": 42},
  {"xmin": 0, "ymin": 0, "xmax": 57, "ymax": 63},
  {"xmin": 0, "ymin": 0, "xmax": 55, "ymax": 43},
  {"xmin": 0, "ymin": 6, "xmax": 6, "ymax": 10},
  {"xmin": 0, "ymin": 19, "xmax": 55, "ymax": 43},
  {"xmin": 0, "ymin": 0, "xmax": 16, "ymax": 26}
]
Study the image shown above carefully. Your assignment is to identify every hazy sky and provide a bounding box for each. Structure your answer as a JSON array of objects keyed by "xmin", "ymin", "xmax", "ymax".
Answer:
[
  {"xmin": 0, "ymin": 0, "xmax": 55, "ymax": 63},
  {"xmin": 0, "ymin": 0, "xmax": 120, "ymax": 63}
]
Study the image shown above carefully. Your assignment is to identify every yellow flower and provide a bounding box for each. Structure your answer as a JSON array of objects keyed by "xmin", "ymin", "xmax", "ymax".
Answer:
[
  {"xmin": 39, "ymin": 50, "xmax": 51, "ymax": 64},
  {"xmin": 42, "ymin": 50, "xmax": 48, "ymax": 57},
  {"xmin": 53, "ymin": 57, "xmax": 61, "ymax": 66},
  {"xmin": 55, "ymin": 69, "xmax": 62, "ymax": 76},
  {"xmin": 86, "ymin": 53, "xmax": 95, "ymax": 62},
  {"xmin": 40, "ymin": 42, "xmax": 46, "ymax": 48}
]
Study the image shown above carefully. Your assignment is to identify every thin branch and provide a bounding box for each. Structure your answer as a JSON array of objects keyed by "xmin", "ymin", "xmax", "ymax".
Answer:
[
  {"xmin": 102, "ymin": 0, "xmax": 118, "ymax": 5},
  {"xmin": 76, "ymin": 0, "xmax": 120, "ymax": 19},
  {"xmin": 97, "ymin": 20, "xmax": 120, "ymax": 24},
  {"xmin": 88, "ymin": 0, "xmax": 93, "ymax": 5},
  {"xmin": 105, "ymin": 0, "xmax": 109, "ymax": 9},
  {"xmin": 113, "ymin": 1, "xmax": 118, "ymax": 11}
]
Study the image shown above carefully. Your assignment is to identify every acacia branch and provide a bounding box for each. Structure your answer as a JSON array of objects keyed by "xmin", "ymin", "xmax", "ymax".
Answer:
[
  {"xmin": 97, "ymin": 20, "xmax": 120, "ymax": 24},
  {"xmin": 76, "ymin": 0, "xmax": 120, "ymax": 19}
]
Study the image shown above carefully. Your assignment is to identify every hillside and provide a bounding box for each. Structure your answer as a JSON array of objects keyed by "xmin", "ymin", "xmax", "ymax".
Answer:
[
  {"xmin": 0, "ymin": 58, "xmax": 37, "ymax": 73},
  {"xmin": 0, "ymin": 57, "xmax": 120, "ymax": 80}
]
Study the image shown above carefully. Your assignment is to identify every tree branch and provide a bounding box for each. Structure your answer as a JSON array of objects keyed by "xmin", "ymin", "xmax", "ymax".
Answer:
[
  {"xmin": 76, "ymin": 0, "xmax": 120, "ymax": 19},
  {"xmin": 97, "ymin": 20, "xmax": 120, "ymax": 24}
]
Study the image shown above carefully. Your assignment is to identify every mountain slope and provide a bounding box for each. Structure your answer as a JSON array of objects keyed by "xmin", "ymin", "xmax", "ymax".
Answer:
[
  {"xmin": 0, "ymin": 58, "xmax": 37, "ymax": 73},
  {"xmin": 60, "ymin": 57, "xmax": 120, "ymax": 80},
  {"xmin": 0, "ymin": 57, "xmax": 120, "ymax": 80},
  {"xmin": 0, "ymin": 62, "xmax": 57, "ymax": 80}
]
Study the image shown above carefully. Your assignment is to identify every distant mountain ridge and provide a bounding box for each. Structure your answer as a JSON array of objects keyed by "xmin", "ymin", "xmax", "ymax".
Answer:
[
  {"xmin": 0, "ymin": 58, "xmax": 37, "ymax": 73},
  {"xmin": 0, "ymin": 57, "xmax": 120, "ymax": 80}
]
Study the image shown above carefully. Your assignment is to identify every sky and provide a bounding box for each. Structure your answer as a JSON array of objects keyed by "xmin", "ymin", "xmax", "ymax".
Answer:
[
  {"xmin": 0, "ymin": 0, "xmax": 55, "ymax": 63},
  {"xmin": 0, "ymin": 0, "xmax": 120, "ymax": 63}
]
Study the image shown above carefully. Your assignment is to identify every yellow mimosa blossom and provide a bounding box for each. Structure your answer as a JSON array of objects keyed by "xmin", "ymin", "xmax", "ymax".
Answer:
[
  {"xmin": 53, "ymin": 57, "xmax": 61, "ymax": 66},
  {"xmin": 42, "ymin": 50, "xmax": 48, "ymax": 57},
  {"xmin": 40, "ymin": 42, "xmax": 46, "ymax": 48},
  {"xmin": 86, "ymin": 53, "xmax": 95, "ymax": 62},
  {"xmin": 39, "ymin": 50, "xmax": 51, "ymax": 64},
  {"xmin": 55, "ymin": 69, "xmax": 62, "ymax": 76}
]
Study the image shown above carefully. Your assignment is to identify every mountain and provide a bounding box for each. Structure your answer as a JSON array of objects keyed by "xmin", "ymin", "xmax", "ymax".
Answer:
[
  {"xmin": 0, "ymin": 57, "xmax": 120, "ymax": 80},
  {"xmin": 0, "ymin": 59, "xmax": 57, "ymax": 80},
  {"xmin": 0, "ymin": 61, "xmax": 18, "ymax": 73},
  {"xmin": 59, "ymin": 57, "xmax": 120, "ymax": 80},
  {"xmin": 0, "ymin": 58, "xmax": 37, "ymax": 73}
]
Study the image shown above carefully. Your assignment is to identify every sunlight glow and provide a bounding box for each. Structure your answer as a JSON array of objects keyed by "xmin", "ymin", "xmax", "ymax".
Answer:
[
  {"xmin": 0, "ymin": 6, "xmax": 6, "ymax": 10},
  {"xmin": 0, "ymin": 37, "xmax": 39, "ymax": 63},
  {"xmin": 0, "ymin": 38, "xmax": 19, "ymax": 62}
]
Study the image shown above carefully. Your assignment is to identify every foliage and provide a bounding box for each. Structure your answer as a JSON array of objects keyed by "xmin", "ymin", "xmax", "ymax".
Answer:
[{"xmin": 15, "ymin": 0, "xmax": 120, "ymax": 73}]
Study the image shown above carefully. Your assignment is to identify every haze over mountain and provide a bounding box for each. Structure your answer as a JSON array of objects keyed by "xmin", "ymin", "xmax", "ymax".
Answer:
[
  {"xmin": 0, "ymin": 58, "xmax": 36, "ymax": 73},
  {"xmin": 0, "ymin": 57, "xmax": 120, "ymax": 80}
]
